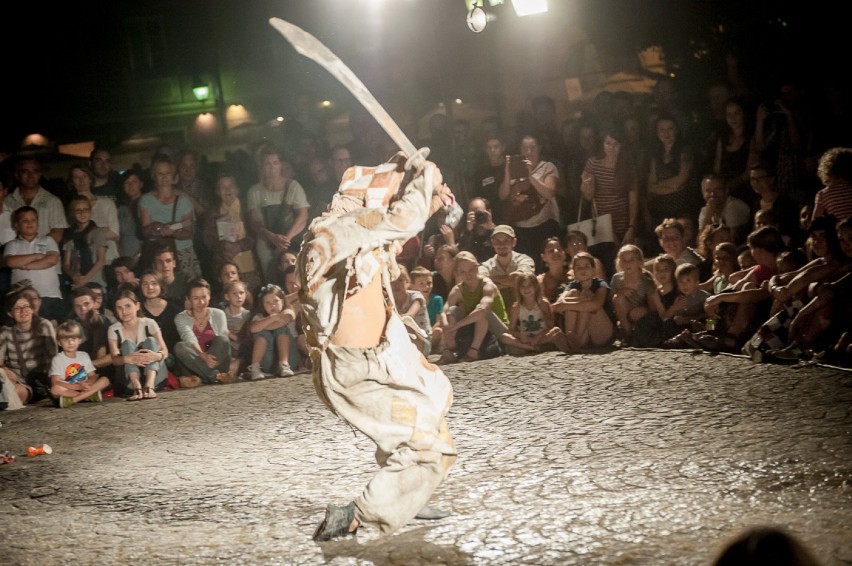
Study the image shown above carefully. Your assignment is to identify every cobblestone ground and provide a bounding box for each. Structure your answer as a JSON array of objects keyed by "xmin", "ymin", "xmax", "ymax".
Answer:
[{"xmin": 1, "ymin": 349, "xmax": 850, "ymax": 566}]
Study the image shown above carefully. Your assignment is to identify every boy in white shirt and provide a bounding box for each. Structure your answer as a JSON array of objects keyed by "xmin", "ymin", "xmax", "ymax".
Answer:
[
  {"xmin": 49, "ymin": 321, "xmax": 111, "ymax": 408},
  {"xmin": 3, "ymin": 206, "xmax": 65, "ymax": 321}
]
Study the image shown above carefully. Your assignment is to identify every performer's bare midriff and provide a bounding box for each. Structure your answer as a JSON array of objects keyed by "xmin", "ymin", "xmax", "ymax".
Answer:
[{"xmin": 332, "ymin": 275, "xmax": 386, "ymax": 348}]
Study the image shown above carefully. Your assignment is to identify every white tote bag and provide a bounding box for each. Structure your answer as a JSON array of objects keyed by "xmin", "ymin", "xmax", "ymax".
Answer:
[{"xmin": 566, "ymin": 200, "xmax": 615, "ymax": 247}]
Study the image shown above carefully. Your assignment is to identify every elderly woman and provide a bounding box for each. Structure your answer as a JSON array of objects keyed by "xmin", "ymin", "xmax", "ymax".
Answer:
[
  {"xmin": 247, "ymin": 144, "xmax": 310, "ymax": 278},
  {"xmin": 172, "ymin": 277, "xmax": 232, "ymax": 387}
]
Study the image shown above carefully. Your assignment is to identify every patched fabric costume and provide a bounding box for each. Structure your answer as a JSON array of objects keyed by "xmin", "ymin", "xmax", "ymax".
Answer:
[{"xmin": 297, "ymin": 155, "xmax": 456, "ymax": 536}]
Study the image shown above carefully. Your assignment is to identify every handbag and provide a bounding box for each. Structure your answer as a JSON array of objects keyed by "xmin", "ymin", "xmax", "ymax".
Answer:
[
  {"xmin": 566, "ymin": 199, "xmax": 615, "ymax": 247},
  {"xmin": 139, "ymin": 196, "xmax": 181, "ymax": 269}
]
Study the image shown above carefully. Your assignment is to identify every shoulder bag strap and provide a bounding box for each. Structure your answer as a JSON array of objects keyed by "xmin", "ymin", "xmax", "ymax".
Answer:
[{"xmin": 171, "ymin": 195, "xmax": 180, "ymax": 223}]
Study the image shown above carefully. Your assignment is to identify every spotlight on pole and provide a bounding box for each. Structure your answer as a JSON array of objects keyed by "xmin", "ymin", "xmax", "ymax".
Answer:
[{"xmin": 467, "ymin": 1, "xmax": 487, "ymax": 33}]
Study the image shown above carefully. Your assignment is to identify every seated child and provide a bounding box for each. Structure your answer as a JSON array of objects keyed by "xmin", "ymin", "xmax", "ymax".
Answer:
[
  {"xmin": 281, "ymin": 264, "xmax": 308, "ymax": 370},
  {"xmin": 247, "ymin": 284, "xmax": 296, "ymax": 380},
  {"xmin": 222, "ymin": 279, "xmax": 252, "ymax": 377},
  {"xmin": 391, "ymin": 265, "xmax": 432, "ymax": 355},
  {"xmin": 500, "ymin": 273, "xmax": 570, "ymax": 354},
  {"xmin": 410, "ymin": 265, "xmax": 443, "ymax": 327},
  {"xmin": 552, "ymin": 251, "xmax": 614, "ymax": 349},
  {"xmin": 49, "ymin": 320, "xmax": 110, "ymax": 407},
  {"xmin": 652, "ymin": 254, "xmax": 679, "ymax": 311},
  {"xmin": 661, "ymin": 263, "xmax": 711, "ymax": 345}
]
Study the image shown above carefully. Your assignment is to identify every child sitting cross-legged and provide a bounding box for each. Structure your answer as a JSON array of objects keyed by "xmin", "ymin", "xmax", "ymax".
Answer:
[
  {"xmin": 222, "ymin": 279, "xmax": 252, "ymax": 377},
  {"xmin": 660, "ymin": 263, "xmax": 711, "ymax": 347},
  {"xmin": 500, "ymin": 273, "xmax": 572, "ymax": 354},
  {"xmin": 49, "ymin": 320, "xmax": 111, "ymax": 408}
]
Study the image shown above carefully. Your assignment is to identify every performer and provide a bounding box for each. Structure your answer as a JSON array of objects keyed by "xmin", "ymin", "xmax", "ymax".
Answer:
[{"xmin": 298, "ymin": 149, "xmax": 457, "ymax": 540}]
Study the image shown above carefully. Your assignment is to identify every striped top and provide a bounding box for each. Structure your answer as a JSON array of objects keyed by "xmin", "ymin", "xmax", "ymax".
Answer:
[
  {"xmin": 813, "ymin": 181, "xmax": 852, "ymax": 222},
  {"xmin": 0, "ymin": 319, "xmax": 58, "ymax": 384},
  {"xmin": 583, "ymin": 157, "xmax": 632, "ymax": 238}
]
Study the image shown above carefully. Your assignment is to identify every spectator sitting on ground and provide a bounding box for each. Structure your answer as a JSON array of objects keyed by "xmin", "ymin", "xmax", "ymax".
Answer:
[
  {"xmin": 812, "ymin": 146, "xmax": 852, "ymax": 222},
  {"xmin": 500, "ymin": 273, "xmax": 571, "ymax": 354},
  {"xmin": 611, "ymin": 244, "xmax": 663, "ymax": 347},
  {"xmin": 769, "ymin": 216, "xmax": 852, "ymax": 314},
  {"xmin": 246, "ymin": 283, "xmax": 296, "ymax": 380},
  {"xmin": 654, "ymin": 217, "xmax": 705, "ymax": 267},
  {"xmin": 699, "ymin": 242, "xmax": 740, "ymax": 295},
  {"xmin": 280, "ymin": 265, "xmax": 308, "ymax": 372},
  {"xmin": 391, "ymin": 265, "xmax": 432, "ymax": 356},
  {"xmin": 765, "ymin": 215, "xmax": 848, "ymax": 317},
  {"xmin": 783, "ymin": 227, "xmax": 852, "ymax": 366},
  {"xmin": 551, "ymin": 251, "xmax": 614, "ymax": 349},
  {"xmin": 173, "ymin": 278, "xmax": 233, "ymax": 388},
  {"xmin": 108, "ymin": 288, "xmax": 169, "ymax": 401},
  {"xmin": 660, "ymin": 263, "xmax": 711, "ymax": 346},
  {"xmin": 49, "ymin": 320, "xmax": 110, "ymax": 408},
  {"xmin": 439, "ymin": 251, "xmax": 509, "ymax": 364},
  {"xmin": 431, "ymin": 244, "xmax": 458, "ymax": 303},
  {"xmin": 564, "ymin": 230, "xmax": 607, "ymax": 281},
  {"xmin": 138, "ymin": 269, "xmax": 181, "ymax": 362},
  {"xmin": 702, "ymin": 226, "xmax": 787, "ymax": 352},
  {"xmin": 478, "ymin": 224, "xmax": 535, "ymax": 307},
  {"xmin": 537, "ymin": 237, "xmax": 571, "ymax": 304},
  {"xmin": 0, "ymin": 286, "xmax": 58, "ymax": 407},
  {"xmin": 698, "ymin": 173, "xmax": 752, "ymax": 245},
  {"xmin": 651, "ymin": 254, "xmax": 679, "ymax": 310},
  {"xmin": 152, "ymin": 245, "xmax": 188, "ymax": 305},
  {"xmin": 67, "ymin": 287, "xmax": 115, "ymax": 394}
]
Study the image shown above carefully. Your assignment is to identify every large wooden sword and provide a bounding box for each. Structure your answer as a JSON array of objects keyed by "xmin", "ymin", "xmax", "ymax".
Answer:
[{"xmin": 269, "ymin": 17, "xmax": 421, "ymax": 164}]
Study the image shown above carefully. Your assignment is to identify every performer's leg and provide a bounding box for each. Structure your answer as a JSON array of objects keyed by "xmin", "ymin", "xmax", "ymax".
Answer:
[{"xmin": 321, "ymin": 343, "xmax": 456, "ymax": 536}]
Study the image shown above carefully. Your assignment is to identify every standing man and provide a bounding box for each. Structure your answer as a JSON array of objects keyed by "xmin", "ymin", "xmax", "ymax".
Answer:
[
  {"xmin": 90, "ymin": 147, "xmax": 122, "ymax": 204},
  {"xmin": 5, "ymin": 156, "xmax": 67, "ymax": 244},
  {"xmin": 298, "ymin": 150, "xmax": 457, "ymax": 540}
]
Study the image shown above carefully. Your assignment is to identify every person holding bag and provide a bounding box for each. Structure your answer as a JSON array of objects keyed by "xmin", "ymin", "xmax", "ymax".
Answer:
[
  {"xmin": 247, "ymin": 144, "xmax": 310, "ymax": 278},
  {"xmin": 498, "ymin": 134, "xmax": 561, "ymax": 272},
  {"xmin": 138, "ymin": 154, "xmax": 199, "ymax": 277},
  {"xmin": 579, "ymin": 127, "xmax": 639, "ymax": 278}
]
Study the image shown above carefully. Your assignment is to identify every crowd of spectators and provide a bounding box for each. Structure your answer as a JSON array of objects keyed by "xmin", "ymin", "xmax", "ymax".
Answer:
[{"xmin": 1, "ymin": 71, "xmax": 851, "ymax": 412}]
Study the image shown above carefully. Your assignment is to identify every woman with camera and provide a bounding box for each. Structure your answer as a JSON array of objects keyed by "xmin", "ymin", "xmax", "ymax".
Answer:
[{"xmin": 498, "ymin": 134, "xmax": 562, "ymax": 272}]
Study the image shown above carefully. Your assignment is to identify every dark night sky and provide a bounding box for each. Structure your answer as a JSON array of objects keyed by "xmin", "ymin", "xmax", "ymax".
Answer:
[{"xmin": 0, "ymin": 0, "xmax": 843, "ymax": 152}]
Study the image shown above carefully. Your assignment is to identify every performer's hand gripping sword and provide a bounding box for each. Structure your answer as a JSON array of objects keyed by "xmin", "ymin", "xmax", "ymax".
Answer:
[{"xmin": 269, "ymin": 17, "xmax": 426, "ymax": 171}]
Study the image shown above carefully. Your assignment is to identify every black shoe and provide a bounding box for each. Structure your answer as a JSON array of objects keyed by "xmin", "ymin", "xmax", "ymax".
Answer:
[
  {"xmin": 414, "ymin": 505, "xmax": 451, "ymax": 520},
  {"xmin": 313, "ymin": 502, "xmax": 357, "ymax": 541}
]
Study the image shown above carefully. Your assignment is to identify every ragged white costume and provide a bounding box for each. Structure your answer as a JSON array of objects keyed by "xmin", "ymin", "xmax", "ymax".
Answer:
[{"xmin": 297, "ymin": 155, "xmax": 456, "ymax": 535}]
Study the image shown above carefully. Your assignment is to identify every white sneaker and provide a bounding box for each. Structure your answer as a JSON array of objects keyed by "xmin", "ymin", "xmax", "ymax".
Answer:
[
  {"xmin": 248, "ymin": 364, "xmax": 264, "ymax": 381},
  {"xmin": 277, "ymin": 362, "xmax": 294, "ymax": 377}
]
